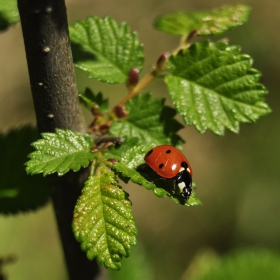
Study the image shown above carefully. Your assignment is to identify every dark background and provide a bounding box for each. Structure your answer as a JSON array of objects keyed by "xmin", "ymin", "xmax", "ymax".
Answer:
[{"xmin": 0, "ymin": 0, "xmax": 279, "ymax": 279}]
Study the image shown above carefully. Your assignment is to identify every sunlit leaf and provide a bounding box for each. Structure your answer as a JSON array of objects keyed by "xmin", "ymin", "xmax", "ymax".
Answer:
[
  {"xmin": 165, "ymin": 41, "xmax": 271, "ymax": 135},
  {"xmin": 154, "ymin": 5, "xmax": 251, "ymax": 36},
  {"xmin": 26, "ymin": 129, "xmax": 95, "ymax": 176},
  {"xmin": 70, "ymin": 16, "xmax": 144, "ymax": 83},
  {"xmin": 73, "ymin": 168, "xmax": 137, "ymax": 270}
]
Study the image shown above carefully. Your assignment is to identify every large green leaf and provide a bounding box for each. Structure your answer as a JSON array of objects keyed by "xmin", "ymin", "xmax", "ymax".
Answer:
[
  {"xmin": 154, "ymin": 5, "xmax": 250, "ymax": 36},
  {"xmin": 73, "ymin": 168, "xmax": 137, "ymax": 270},
  {"xmin": 110, "ymin": 93, "xmax": 184, "ymax": 147},
  {"xmin": 70, "ymin": 16, "xmax": 144, "ymax": 83},
  {"xmin": 165, "ymin": 40, "xmax": 271, "ymax": 135},
  {"xmin": 0, "ymin": 126, "xmax": 48, "ymax": 214},
  {"xmin": 0, "ymin": 0, "xmax": 19, "ymax": 31},
  {"xmin": 26, "ymin": 129, "xmax": 95, "ymax": 176}
]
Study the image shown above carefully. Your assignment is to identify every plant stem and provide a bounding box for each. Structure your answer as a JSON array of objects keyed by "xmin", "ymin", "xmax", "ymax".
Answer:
[
  {"xmin": 117, "ymin": 72, "xmax": 155, "ymax": 107},
  {"xmin": 17, "ymin": 0, "xmax": 101, "ymax": 279}
]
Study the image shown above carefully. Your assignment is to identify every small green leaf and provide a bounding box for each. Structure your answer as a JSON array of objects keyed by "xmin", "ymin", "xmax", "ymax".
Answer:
[
  {"xmin": 154, "ymin": 5, "xmax": 251, "ymax": 36},
  {"xmin": 110, "ymin": 93, "xmax": 184, "ymax": 147},
  {"xmin": 0, "ymin": 0, "xmax": 20, "ymax": 31},
  {"xmin": 165, "ymin": 40, "xmax": 271, "ymax": 135},
  {"xmin": 73, "ymin": 168, "xmax": 137, "ymax": 270},
  {"xmin": 26, "ymin": 129, "xmax": 95, "ymax": 176},
  {"xmin": 0, "ymin": 126, "xmax": 49, "ymax": 214},
  {"xmin": 79, "ymin": 88, "xmax": 109, "ymax": 114},
  {"xmin": 109, "ymin": 162, "xmax": 156, "ymax": 190},
  {"xmin": 70, "ymin": 16, "xmax": 144, "ymax": 83},
  {"xmin": 105, "ymin": 143, "xmax": 156, "ymax": 190}
]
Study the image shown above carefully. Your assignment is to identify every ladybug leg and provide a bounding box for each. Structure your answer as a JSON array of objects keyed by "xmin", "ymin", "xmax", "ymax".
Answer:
[
  {"xmin": 153, "ymin": 177, "xmax": 167, "ymax": 185},
  {"xmin": 171, "ymin": 181, "xmax": 176, "ymax": 194}
]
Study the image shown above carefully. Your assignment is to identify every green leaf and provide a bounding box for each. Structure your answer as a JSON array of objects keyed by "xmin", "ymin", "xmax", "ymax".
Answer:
[
  {"xmin": 79, "ymin": 88, "xmax": 109, "ymax": 114},
  {"xmin": 110, "ymin": 93, "xmax": 184, "ymax": 147},
  {"xmin": 0, "ymin": 126, "xmax": 49, "ymax": 214},
  {"xmin": 188, "ymin": 249, "xmax": 280, "ymax": 280},
  {"xmin": 104, "ymin": 140, "xmax": 201, "ymax": 206},
  {"xmin": 26, "ymin": 129, "xmax": 95, "ymax": 176},
  {"xmin": 109, "ymin": 161, "xmax": 155, "ymax": 190},
  {"xmin": 73, "ymin": 168, "xmax": 137, "ymax": 270},
  {"xmin": 165, "ymin": 40, "xmax": 271, "ymax": 135},
  {"xmin": 0, "ymin": 0, "xmax": 20, "ymax": 31},
  {"xmin": 70, "ymin": 16, "xmax": 144, "ymax": 84},
  {"xmin": 105, "ymin": 142, "xmax": 156, "ymax": 190},
  {"xmin": 154, "ymin": 5, "xmax": 251, "ymax": 36}
]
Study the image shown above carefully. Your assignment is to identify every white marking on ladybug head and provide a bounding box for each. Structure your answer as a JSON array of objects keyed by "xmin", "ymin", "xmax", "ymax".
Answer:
[{"xmin": 178, "ymin": 182, "xmax": 186, "ymax": 190}]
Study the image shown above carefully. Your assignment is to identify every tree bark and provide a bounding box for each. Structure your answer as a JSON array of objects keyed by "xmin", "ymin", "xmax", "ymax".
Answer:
[
  {"xmin": 17, "ymin": 0, "xmax": 101, "ymax": 279},
  {"xmin": 17, "ymin": 0, "xmax": 83, "ymax": 133}
]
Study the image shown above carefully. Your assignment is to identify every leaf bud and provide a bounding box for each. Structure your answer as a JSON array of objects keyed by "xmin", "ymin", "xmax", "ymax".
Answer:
[
  {"xmin": 113, "ymin": 105, "xmax": 128, "ymax": 119},
  {"xmin": 155, "ymin": 52, "xmax": 169, "ymax": 73},
  {"xmin": 186, "ymin": 29, "xmax": 198, "ymax": 42},
  {"xmin": 126, "ymin": 67, "xmax": 139, "ymax": 90}
]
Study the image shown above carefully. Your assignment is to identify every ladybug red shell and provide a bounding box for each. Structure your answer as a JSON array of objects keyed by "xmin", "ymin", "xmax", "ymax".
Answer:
[
  {"xmin": 144, "ymin": 145, "xmax": 193, "ymax": 201},
  {"xmin": 144, "ymin": 145, "xmax": 192, "ymax": 178}
]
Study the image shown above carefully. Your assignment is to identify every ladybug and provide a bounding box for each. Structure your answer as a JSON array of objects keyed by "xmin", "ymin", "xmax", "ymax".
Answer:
[{"xmin": 144, "ymin": 145, "xmax": 193, "ymax": 201}]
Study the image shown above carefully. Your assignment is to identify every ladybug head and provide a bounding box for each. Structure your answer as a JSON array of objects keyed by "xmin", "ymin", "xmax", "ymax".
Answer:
[{"xmin": 175, "ymin": 167, "xmax": 192, "ymax": 201}]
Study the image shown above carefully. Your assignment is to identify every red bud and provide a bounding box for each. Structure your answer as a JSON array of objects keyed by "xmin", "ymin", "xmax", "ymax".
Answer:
[
  {"xmin": 126, "ymin": 67, "xmax": 139, "ymax": 90},
  {"xmin": 91, "ymin": 103, "xmax": 101, "ymax": 116},
  {"xmin": 107, "ymin": 158, "xmax": 118, "ymax": 164},
  {"xmin": 156, "ymin": 52, "xmax": 169, "ymax": 72},
  {"xmin": 113, "ymin": 105, "xmax": 128, "ymax": 119},
  {"xmin": 186, "ymin": 29, "xmax": 198, "ymax": 42}
]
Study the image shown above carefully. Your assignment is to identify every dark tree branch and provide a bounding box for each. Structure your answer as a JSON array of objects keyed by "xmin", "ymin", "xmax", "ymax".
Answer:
[
  {"xmin": 17, "ymin": 0, "xmax": 83, "ymax": 133},
  {"xmin": 17, "ymin": 0, "xmax": 101, "ymax": 279}
]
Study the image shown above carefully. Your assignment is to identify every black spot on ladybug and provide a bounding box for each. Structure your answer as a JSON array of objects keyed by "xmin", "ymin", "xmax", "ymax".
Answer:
[
  {"xmin": 146, "ymin": 149, "xmax": 153, "ymax": 157},
  {"xmin": 166, "ymin": 149, "xmax": 171, "ymax": 154},
  {"xmin": 159, "ymin": 163, "xmax": 164, "ymax": 169},
  {"xmin": 181, "ymin": 161, "xmax": 188, "ymax": 169}
]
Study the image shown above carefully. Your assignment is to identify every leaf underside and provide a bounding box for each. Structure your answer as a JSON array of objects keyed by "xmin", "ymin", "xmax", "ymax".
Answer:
[
  {"xmin": 26, "ymin": 129, "xmax": 95, "ymax": 176},
  {"xmin": 73, "ymin": 168, "xmax": 137, "ymax": 270},
  {"xmin": 154, "ymin": 4, "xmax": 251, "ymax": 36},
  {"xmin": 70, "ymin": 16, "xmax": 144, "ymax": 83},
  {"xmin": 165, "ymin": 40, "xmax": 271, "ymax": 135}
]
